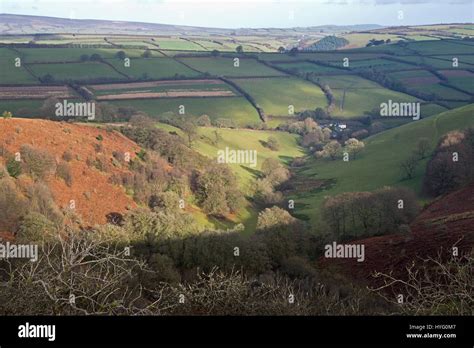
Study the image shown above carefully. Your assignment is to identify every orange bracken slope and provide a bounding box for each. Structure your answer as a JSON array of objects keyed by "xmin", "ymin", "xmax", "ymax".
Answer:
[{"xmin": 0, "ymin": 118, "xmax": 141, "ymax": 226}]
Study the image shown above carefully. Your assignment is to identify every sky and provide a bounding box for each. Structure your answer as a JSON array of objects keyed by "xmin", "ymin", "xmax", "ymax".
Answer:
[{"xmin": 1, "ymin": 0, "xmax": 473, "ymax": 28}]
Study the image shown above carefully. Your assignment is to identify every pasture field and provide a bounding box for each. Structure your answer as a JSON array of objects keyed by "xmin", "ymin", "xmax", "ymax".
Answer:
[
  {"xmin": 292, "ymin": 104, "xmax": 474, "ymax": 226},
  {"xmin": 436, "ymin": 54, "xmax": 474, "ymax": 65},
  {"xmin": 387, "ymin": 69, "xmax": 473, "ymax": 99},
  {"xmin": 347, "ymin": 58, "xmax": 416, "ymax": 71},
  {"xmin": 29, "ymin": 61, "xmax": 124, "ymax": 81},
  {"xmin": 275, "ymin": 61, "xmax": 348, "ymax": 74},
  {"xmin": 0, "ymin": 99, "xmax": 44, "ymax": 116},
  {"xmin": 156, "ymin": 122, "xmax": 304, "ymax": 188},
  {"xmin": 152, "ymin": 37, "xmax": 204, "ymax": 50},
  {"xmin": 421, "ymin": 83, "xmax": 472, "ymax": 100},
  {"xmin": 231, "ymin": 77, "xmax": 327, "ymax": 117},
  {"xmin": 155, "ymin": 122, "xmax": 305, "ymax": 233},
  {"xmin": 108, "ymin": 57, "xmax": 201, "ymax": 79},
  {"xmin": 17, "ymin": 47, "xmax": 149, "ymax": 63},
  {"xmin": 177, "ymin": 57, "xmax": 286, "ymax": 77},
  {"xmin": 439, "ymin": 69, "xmax": 474, "ymax": 93},
  {"xmin": 88, "ymin": 79, "xmax": 237, "ymax": 98},
  {"xmin": 314, "ymin": 74, "xmax": 380, "ymax": 89},
  {"xmin": 104, "ymin": 38, "xmax": 155, "ymax": 49},
  {"xmin": 404, "ymin": 40, "xmax": 474, "ymax": 55},
  {"xmin": 258, "ymin": 52, "xmax": 385, "ymax": 63},
  {"xmin": 341, "ymin": 33, "xmax": 403, "ymax": 48},
  {"xmin": 108, "ymin": 96, "xmax": 261, "ymax": 126},
  {"xmin": 330, "ymin": 86, "xmax": 445, "ymax": 119},
  {"xmin": 395, "ymin": 55, "xmax": 471, "ymax": 69},
  {"xmin": 0, "ymin": 48, "xmax": 38, "ymax": 84},
  {"xmin": 387, "ymin": 69, "xmax": 440, "ymax": 83}
]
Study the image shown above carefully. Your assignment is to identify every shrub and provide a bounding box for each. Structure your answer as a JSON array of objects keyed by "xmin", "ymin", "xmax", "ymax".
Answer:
[
  {"xmin": 25, "ymin": 181, "xmax": 63, "ymax": 226},
  {"xmin": 21, "ymin": 145, "xmax": 56, "ymax": 179},
  {"xmin": 62, "ymin": 150, "xmax": 74, "ymax": 162},
  {"xmin": 256, "ymin": 206, "xmax": 298, "ymax": 231},
  {"xmin": 344, "ymin": 138, "xmax": 365, "ymax": 159},
  {"xmin": 0, "ymin": 178, "xmax": 28, "ymax": 232},
  {"xmin": 195, "ymin": 165, "xmax": 244, "ymax": 216},
  {"xmin": 6, "ymin": 156, "xmax": 22, "ymax": 178},
  {"xmin": 2, "ymin": 111, "xmax": 13, "ymax": 119},
  {"xmin": 266, "ymin": 136, "xmax": 280, "ymax": 151},
  {"xmin": 316, "ymin": 140, "xmax": 342, "ymax": 160},
  {"xmin": 17, "ymin": 212, "xmax": 56, "ymax": 243},
  {"xmin": 56, "ymin": 161, "xmax": 73, "ymax": 187}
]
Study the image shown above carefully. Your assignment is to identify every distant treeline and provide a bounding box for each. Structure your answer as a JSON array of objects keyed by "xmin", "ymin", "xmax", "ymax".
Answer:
[{"xmin": 304, "ymin": 36, "xmax": 349, "ymax": 52}]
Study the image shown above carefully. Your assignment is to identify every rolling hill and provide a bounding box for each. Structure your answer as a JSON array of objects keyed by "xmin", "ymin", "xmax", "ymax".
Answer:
[{"xmin": 293, "ymin": 104, "xmax": 474, "ymax": 225}]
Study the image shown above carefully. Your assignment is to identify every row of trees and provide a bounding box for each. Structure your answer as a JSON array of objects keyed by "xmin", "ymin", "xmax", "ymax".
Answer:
[
  {"xmin": 321, "ymin": 187, "xmax": 419, "ymax": 238},
  {"xmin": 315, "ymin": 138, "xmax": 365, "ymax": 160}
]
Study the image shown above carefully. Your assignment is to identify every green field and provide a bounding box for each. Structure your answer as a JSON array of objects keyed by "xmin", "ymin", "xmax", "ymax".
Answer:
[
  {"xmin": 231, "ymin": 77, "xmax": 327, "ymax": 117},
  {"xmin": 177, "ymin": 57, "xmax": 285, "ymax": 77},
  {"xmin": 341, "ymin": 33, "xmax": 404, "ymax": 47},
  {"xmin": 293, "ymin": 104, "xmax": 474, "ymax": 226},
  {"xmin": 275, "ymin": 61, "xmax": 348, "ymax": 74},
  {"xmin": 108, "ymin": 96, "xmax": 260, "ymax": 126},
  {"xmin": 29, "ymin": 61, "xmax": 124, "ymax": 81},
  {"xmin": 395, "ymin": 55, "xmax": 471, "ymax": 69},
  {"xmin": 330, "ymin": 86, "xmax": 445, "ymax": 119},
  {"xmin": 109, "ymin": 57, "xmax": 201, "ymax": 79},
  {"xmin": 156, "ymin": 123, "xmax": 304, "ymax": 189},
  {"xmin": 0, "ymin": 48, "xmax": 38, "ymax": 84},
  {"xmin": 439, "ymin": 70, "xmax": 474, "ymax": 94},
  {"xmin": 153, "ymin": 37, "xmax": 204, "ymax": 50},
  {"xmin": 423, "ymin": 83, "xmax": 472, "ymax": 100},
  {"xmin": 0, "ymin": 100, "xmax": 44, "ymax": 116},
  {"xmin": 155, "ymin": 122, "xmax": 305, "ymax": 233},
  {"xmin": 258, "ymin": 52, "xmax": 387, "ymax": 65},
  {"xmin": 17, "ymin": 47, "xmax": 149, "ymax": 63},
  {"xmin": 316, "ymin": 74, "xmax": 380, "ymax": 89},
  {"xmin": 348, "ymin": 58, "xmax": 416, "ymax": 71},
  {"xmin": 405, "ymin": 40, "xmax": 474, "ymax": 55}
]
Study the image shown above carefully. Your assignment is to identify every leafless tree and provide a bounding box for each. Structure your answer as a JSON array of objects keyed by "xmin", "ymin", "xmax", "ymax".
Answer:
[{"xmin": 370, "ymin": 248, "xmax": 473, "ymax": 315}]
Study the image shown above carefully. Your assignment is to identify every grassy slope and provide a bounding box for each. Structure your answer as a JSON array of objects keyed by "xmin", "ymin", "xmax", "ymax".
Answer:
[
  {"xmin": 109, "ymin": 58, "xmax": 201, "ymax": 79},
  {"xmin": 293, "ymin": 104, "xmax": 474, "ymax": 226},
  {"xmin": 177, "ymin": 57, "xmax": 285, "ymax": 77},
  {"xmin": 0, "ymin": 48, "xmax": 38, "ymax": 84},
  {"xmin": 29, "ymin": 61, "xmax": 124, "ymax": 81},
  {"xmin": 156, "ymin": 122, "xmax": 305, "ymax": 233},
  {"xmin": 108, "ymin": 96, "xmax": 260, "ymax": 126},
  {"xmin": 231, "ymin": 77, "xmax": 327, "ymax": 116},
  {"xmin": 156, "ymin": 123, "xmax": 304, "ymax": 189}
]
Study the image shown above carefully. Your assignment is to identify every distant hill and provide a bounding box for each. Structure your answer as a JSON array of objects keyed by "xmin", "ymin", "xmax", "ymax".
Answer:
[{"xmin": 0, "ymin": 13, "xmax": 382, "ymax": 36}]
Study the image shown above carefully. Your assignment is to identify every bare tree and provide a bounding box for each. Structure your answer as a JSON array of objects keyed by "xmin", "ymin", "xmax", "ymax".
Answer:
[{"xmin": 370, "ymin": 249, "xmax": 473, "ymax": 315}]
